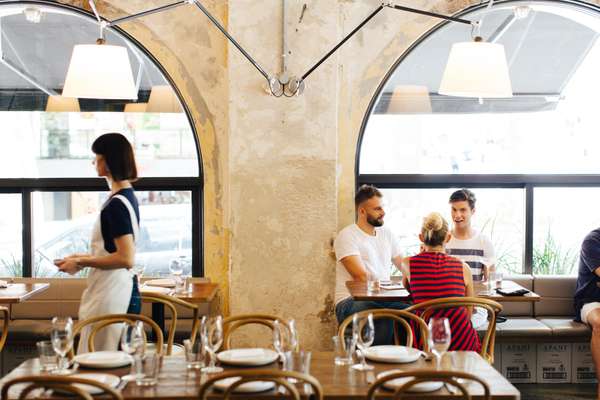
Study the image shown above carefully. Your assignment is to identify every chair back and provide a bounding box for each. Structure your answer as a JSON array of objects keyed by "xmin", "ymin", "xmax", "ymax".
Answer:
[
  {"xmin": 222, "ymin": 314, "xmax": 294, "ymax": 350},
  {"xmin": 405, "ymin": 297, "xmax": 503, "ymax": 363},
  {"xmin": 337, "ymin": 308, "xmax": 429, "ymax": 351},
  {"xmin": 0, "ymin": 306, "xmax": 8, "ymax": 353},
  {"xmin": 1, "ymin": 375, "xmax": 123, "ymax": 400},
  {"xmin": 367, "ymin": 370, "xmax": 490, "ymax": 400},
  {"xmin": 72, "ymin": 313, "xmax": 163, "ymax": 355},
  {"xmin": 198, "ymin": 369, "xmax": 323, "ymax": 400},
  {"xmin": 141, "ymin": 293, "xmax": 202, "ymax": 355}
]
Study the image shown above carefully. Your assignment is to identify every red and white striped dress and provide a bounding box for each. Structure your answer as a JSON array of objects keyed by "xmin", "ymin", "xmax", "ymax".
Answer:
[{"xmin": 408, "ymin": 252, "xmax": 481, "ymax": 352}]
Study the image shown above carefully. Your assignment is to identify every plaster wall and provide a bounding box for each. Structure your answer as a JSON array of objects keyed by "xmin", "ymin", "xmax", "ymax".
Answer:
[{"xmin": 59, "ymin": 0, "xmax": 600, "ymax": 349}]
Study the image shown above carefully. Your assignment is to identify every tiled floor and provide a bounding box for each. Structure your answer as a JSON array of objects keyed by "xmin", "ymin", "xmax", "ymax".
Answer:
[{"xmin": 516, "ymin": 384, "xmax": 597, "ymax": 400}]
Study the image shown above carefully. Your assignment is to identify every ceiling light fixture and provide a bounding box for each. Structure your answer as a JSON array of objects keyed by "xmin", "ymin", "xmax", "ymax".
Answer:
[{"xmin": 70, "ymin": 0, "xmax": 512, "ymax": 99}]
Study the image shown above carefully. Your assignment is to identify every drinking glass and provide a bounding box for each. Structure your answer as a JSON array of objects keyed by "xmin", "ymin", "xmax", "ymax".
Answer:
[
  {"xmin": 366, "ymin": 271, "xmax": 380, "ymax": 293},
  {"xmin": 36, "ymin": 340, "xmax": 58, "ymax": 372},
  {"xmin": 50, "ymin": 317, "xmax": 73, "ymax": 375},
  {"xmin": 183, "ymin": 337, "xmax": 205, "ymax": 369},
  {"xmin": 201, "ymin": 316, "xmax": 224, "ymax": 374},
  {"xmin": 332, "ymin": 335, "xmax": 354, "ymax": 366},
  {"xmin": 284, "ymin": 350, "xmax": 311, "ymax": 374},
  {"xmin": 428, "ymin": 317, "xmax": 451, "ymax": 370},
  {"xmin": 136, "ymin": 353, "xmax": 162, "ymax": 386},
  {"xmin": 120, "ymin": 321, "xmax": 145, "ymax": 381},
  {"xmin": 351, "ymin": 313, "xmax": 375, "ymax": 371},
  {"xmin": 132, "ymin": 261, "xmax": 145, "ymax": 285}
]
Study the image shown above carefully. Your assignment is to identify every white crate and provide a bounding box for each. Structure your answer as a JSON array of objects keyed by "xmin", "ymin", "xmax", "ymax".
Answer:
[
  {"xmin": 536, "ymin": 343, "xmax": 571, "ymax": 383},
  {"xmin": 501, "ymin": 343, "xmax": 536, "ymax": 383},
  {"xmin": 572, "ymin": 342, "xmax": 597, "ymax": 383}
]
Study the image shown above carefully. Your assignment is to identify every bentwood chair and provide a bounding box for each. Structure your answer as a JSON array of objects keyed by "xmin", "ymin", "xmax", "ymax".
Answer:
[
  {"xmin": 337, "ymin": 308, "xmax": 430, "ymax": 352},
  {"xmin": 198, "ymin": 370, "xmax": 323, "ymax": 400},
  {"xmin": 367, "ymin": 370, "xmax": 491, "ymax": 400},
  {"xmin": 222, "ymin": 314, "xmax": 295, "ymax": 351},
  {"xmin": 72, "ymin": 313, "xmax": 163, "ymax": 355},
  {"xmin": 405, "ymin": 297, "xmax": 503, "ymax": 363},
  {"xmin": 0, "ymin": 306, "xmax": 9, "ymax": 353},
  {"xmin": 141, "ymin": 292, "xmax": 203, "ymax": 355},
  {"xmin": 1, "ymin": 375, "xmax": 124, "ymax": 400}
]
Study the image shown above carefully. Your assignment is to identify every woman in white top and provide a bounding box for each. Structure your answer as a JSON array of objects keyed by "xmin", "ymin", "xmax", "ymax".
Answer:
[{"xmin": 55, "ymin": 133, "xmax": 141, "ymax": 353}]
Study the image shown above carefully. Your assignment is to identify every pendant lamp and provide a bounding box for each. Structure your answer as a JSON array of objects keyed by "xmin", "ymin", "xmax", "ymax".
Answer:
[
  {"xmin": 439, "ymin": 37, "xmax": 513, "ymax": 98},
  {"xmin": 45, "ymin": 96, "xmax": 80, "ymax": 112},
  {"xmin": 146, "ymin": 85, "xmax": 182, "ymax": 113},
  {"xmin": 62, "ymin": 39, "xmax": 137, "ymax": 100}
]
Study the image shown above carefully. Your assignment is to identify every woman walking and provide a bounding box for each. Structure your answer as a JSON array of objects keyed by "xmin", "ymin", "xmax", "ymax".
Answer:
[{"xmin": 55, "ymin": 133, "xmax": 141, "ymax": 353}]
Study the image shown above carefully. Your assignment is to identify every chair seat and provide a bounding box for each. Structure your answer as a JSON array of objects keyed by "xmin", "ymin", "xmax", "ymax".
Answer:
[
  {"xmin": 539, "ymin": 318, "xmax": 591, "ymax": 337},
  {"xmin": 496, "ymin": 318, "xmax": 552, "ymax": 337}
]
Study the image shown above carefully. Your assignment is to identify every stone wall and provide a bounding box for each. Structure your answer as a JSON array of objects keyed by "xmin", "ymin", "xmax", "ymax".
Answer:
[{"xmin": 60, "ymin": 0, "xmax": 600, "ymax": 349}]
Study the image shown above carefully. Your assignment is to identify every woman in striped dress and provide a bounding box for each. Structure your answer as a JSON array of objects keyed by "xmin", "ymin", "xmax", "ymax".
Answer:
[{"xmin": 402, "ymin": 212, "xmax": 481, "ymax": 352}]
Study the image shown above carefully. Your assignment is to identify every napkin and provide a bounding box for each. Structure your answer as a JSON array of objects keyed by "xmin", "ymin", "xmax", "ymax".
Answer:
[{"xmin": 0, "ymin": 280, "xmax": 9, "ymax": 288}]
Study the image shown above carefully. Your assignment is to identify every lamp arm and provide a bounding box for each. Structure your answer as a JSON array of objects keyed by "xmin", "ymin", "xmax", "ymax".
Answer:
[
  {"xmin": 301, "ymin": 5, "xmax": 384, "ymax": 81},
  {"xmin": 109, "ymin": 0, "xmax": 191, "ymax": 27},
  {"xmin": 388, "ymin": 4, "xmax": 473, "ymax": 26},
  {"xmin": 192, "ymin": 0, "xmax": 271, "ymax": 81}
]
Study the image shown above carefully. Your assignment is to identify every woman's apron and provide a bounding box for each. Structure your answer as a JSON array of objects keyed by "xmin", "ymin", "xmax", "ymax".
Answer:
[{"xmin": 77, "ymin": 194, "xmax": 139, "ymax": 354}]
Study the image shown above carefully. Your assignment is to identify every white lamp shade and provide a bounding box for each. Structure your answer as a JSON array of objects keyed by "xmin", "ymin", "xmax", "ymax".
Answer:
[
  {"xmin": 45, "ymin": 95, "xmax": 80, "ymax": 112},
  {"xmin": 62, "ymin": 44, "xmax": 137, "ymax": 100},
  {"xmin": 387, "ymin": 85, "xmax": 432, "ymax": 113},
  {"xmin": 146, "ymin": 85, "xmax": 182, "ymax": 113},
  {"xmin": 439, "ymin": 41, "xmax": 513, "ymax": 98},
  {"xmin": 124, "ymin": 102, "xmax": 148, "ymax": 113}
]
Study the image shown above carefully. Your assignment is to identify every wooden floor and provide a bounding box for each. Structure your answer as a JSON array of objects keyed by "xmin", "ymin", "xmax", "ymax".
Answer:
[{"xmin": 516, "ymin": 384, "xmax": 597, "ymax": 400}]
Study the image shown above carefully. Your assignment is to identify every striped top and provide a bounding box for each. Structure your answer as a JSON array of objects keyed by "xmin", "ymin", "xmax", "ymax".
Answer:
[
  {"xmin": 408, "ymin": 252, "xmax": 481, "ymax": 352},
  {"xmin": 446, "ymin": 232, "xmax": 495, "ymax": 282}
]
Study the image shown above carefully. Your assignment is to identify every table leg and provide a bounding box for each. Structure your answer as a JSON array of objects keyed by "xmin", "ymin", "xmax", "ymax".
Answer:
[{"xmin": 151, "ymin": 303, "xmax": 166, "ymax": 341}]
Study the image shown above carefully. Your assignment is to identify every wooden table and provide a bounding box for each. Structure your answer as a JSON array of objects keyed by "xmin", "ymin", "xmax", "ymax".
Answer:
[
  {"xmin": 347, "ymin": 280, "xmax": 540, "ymax": 303},
  {"xmin": 0, "ymin": 351, "xmax": 520, "ymax": 399},
  {"xmin": 0, "ymin": 283, "xmax": 49, "ymax": 304},
  {"xmin": 142, "ymin": 282, "xmax": 219, "ymax": 337}
]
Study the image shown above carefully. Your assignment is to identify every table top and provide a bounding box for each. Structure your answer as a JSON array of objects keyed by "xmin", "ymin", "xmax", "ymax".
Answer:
[
  {"xmin": 347, "ymin": 280, "xmax": 540, "ymax": 303},
  {"xmin": 141, "ymin": 282, "xmax": 219, "ymax": 303},
  {"xmin": 0, "ymin": 283, "xmax": 50, "ymax": 304},
  {"xmin": 1, "ymin": 351, "xmax": 519, "ymax": 399}
]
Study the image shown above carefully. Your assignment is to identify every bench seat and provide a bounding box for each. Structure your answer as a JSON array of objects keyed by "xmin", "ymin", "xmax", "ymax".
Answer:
[{"xmin": 538, "ymin": 317, "xmax": 590, "ymax": 337}]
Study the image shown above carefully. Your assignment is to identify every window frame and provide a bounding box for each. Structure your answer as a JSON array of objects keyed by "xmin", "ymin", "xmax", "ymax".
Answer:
[
  {"xmin": 355, "ymin": 0, "xmax": 600, "ymax": 276},
  {"xmin": 0, "ymin": 1, "xmax": 204, "ymax": 277}
]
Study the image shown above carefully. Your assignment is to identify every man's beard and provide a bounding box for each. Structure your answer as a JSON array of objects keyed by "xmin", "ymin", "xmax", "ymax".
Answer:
[{"xmin": 367, "ymin": 215, "xmax": 384, "ymax": 227}]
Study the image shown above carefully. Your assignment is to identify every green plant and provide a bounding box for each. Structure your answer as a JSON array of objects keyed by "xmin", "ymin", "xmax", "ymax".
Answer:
[
  {"xmin": 480, "ymin": 214, "xmax": 522, "ymax": 275},
  {"xmin": 533, "ymin": 230, "xmax": 578, "ymax": 275},
  {"xmin": 0, "ymin": 254, "xmax": 23, "ymax": 277}
]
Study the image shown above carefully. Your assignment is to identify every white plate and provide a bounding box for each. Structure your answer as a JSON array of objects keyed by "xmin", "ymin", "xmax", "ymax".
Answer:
[
  {"xmin": 217, "ymin": 348, "xmax": 279, "ymax": 366},
  {"xmin": 364, "ymin": 346, "xmax": 422, "ymax": 363},
  {"xmin": 378, "ymin": 370, "xmax": 444, "ymax": 392},
  {"xmin": 140, "ymin": 285, "xmax": 172, "ymax": 294},
  {"xmin": 74, "ymin": 351, "xmax": 133, "ymax": 369},
  {"xmin": 213, "ymin": 377, "xmax": 275, "ymax": 393},
  {"xmin": 63, "ymin": 373, "xmax": 120, "ymax": 395},
  {"xmin": 145, "ymin": 278, "xmax": 176, "ymax": 288}
]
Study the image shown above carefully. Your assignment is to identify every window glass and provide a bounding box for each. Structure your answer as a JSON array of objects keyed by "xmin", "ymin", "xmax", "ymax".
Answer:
[
  {"xmin": 380, "ymin": 188, "xmax": 524, "ymax": 274},
  {"xmin": 533, "ymin": 188, "xmax": 600, "ymax": 275},
  {"xmin": 0, "ymin": 194, "xmax": 22, "ymax": 277},
  {"xmin": 33, "ymin": 191, "xmax": 191, "ymax": 278},
  {"xmin": 0, "ymin": 4, "xmax": 198, "ymax": 178},
  {"xmin": 360, "ymin": 2, "xmax": 600, "ymax": 174}
]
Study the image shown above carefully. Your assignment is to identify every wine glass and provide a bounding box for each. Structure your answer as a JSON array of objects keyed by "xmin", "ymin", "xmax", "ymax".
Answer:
[
  {"xmin": 428, "ymin": 317, "xmax": 451, "ymax": 370},
  {"xmin": 50, "ymin": 317, "xmax": 73, "ymax": 375},
  {"xmin": 169, "ymin": 258, "xmax": 184, "ymax": 288},
  {"xmin": 132, "ymin": 260, "xmax": 145, "ymax": 286},
  {"xmin": 120, "ymin": 321, "xmax": 145, "ymax": 381},
  {"xmin": 351, "ymin": 313, "xmax": 375, "ymax": 371},
  {"xmin": 273, "ymin": 320, "xmax": 286, "ymax": 364},
  {"xmin": 287, "ymin": 318, "xmax": 298, "ymax": 351},
  {"xmin": 201, "ymin": 316, "xmax": 224, "ymax": 374}
]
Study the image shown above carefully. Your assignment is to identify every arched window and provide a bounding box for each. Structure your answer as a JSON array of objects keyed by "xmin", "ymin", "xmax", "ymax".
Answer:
[
  {"xmin": 358, "ymin": 1, "xmax": 600, "ymax": 275},
  {"xmin": 0, "ymin": 2, "xmax": 202, "ymax": 278}
]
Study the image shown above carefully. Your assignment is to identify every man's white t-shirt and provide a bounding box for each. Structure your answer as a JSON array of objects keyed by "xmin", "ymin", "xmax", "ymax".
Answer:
[
  {"xmin": 333, "ymin": 224, "xmax": 402, "ymax": 305},
  {"xmin": 446, "ymin": 230, "xmax": 495, "ymax": 282}
]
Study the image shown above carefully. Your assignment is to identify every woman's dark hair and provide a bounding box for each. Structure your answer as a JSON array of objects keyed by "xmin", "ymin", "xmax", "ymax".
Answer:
[{"xmin": 92, "ymin": 133, "xmax": 137, "ymax": 181}]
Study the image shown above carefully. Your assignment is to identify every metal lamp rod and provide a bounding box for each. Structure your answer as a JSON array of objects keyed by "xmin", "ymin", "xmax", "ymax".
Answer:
[
  {"xmin": 389, "ymin": 4, "xmax": 473, "ymax": 25},
  {"xmin": 110, "ymin": 0, "xmax": 190, "ymax": 26},
  {"xmin": 301, "ymin": 5, "xmax": 384, "ymax": 81}
]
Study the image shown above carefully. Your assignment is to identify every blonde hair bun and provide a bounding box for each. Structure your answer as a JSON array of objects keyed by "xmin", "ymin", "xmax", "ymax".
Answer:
[{"xmin": 423, "ymin": 212, "xmax": 444, "ymax": 231}]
